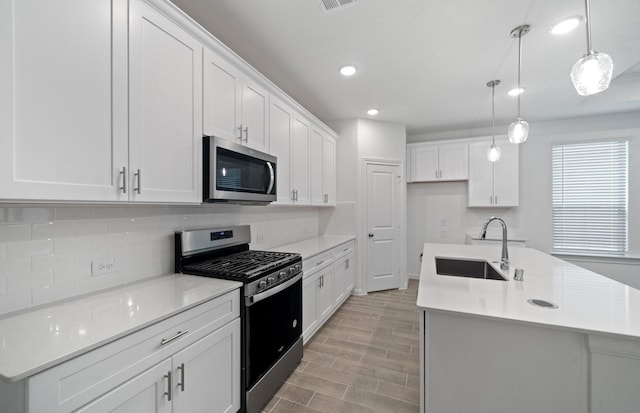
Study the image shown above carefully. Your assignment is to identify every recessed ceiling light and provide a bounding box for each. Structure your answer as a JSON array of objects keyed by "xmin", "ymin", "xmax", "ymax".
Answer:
[
  {"xmin": 550, "ymin": 16, "xmax": 582, "ymax": 35},
  {"xmin": 367, "ymin": 108, "xmax": 379, "ymax": 116},
  {"xmin": 507, "ymin": 87, "xmax": 526, "ymax": 97},
  {"xmin": 339, "ymin": 65, "xmax": 357, "ymax": 76}
]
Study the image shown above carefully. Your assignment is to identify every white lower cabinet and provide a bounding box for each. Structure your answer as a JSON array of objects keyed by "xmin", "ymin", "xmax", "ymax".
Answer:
[
  {"xmin": 75, "ymin": 360, "xmax": 173, "ymax": 413},
  {"xmin": 302, "ymin": 240, "xmax": 355, "ymax": 343},
  {"xmin": 333, "ymin": 246, "xmax": 355, "ymax": 306},
  {"xmin": 17, "ymin": 289, "xmax": 240, "ymax": 413}
]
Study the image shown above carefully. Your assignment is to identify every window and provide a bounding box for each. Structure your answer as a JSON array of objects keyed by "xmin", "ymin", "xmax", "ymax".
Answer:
[{"xmin": 552, "ymin": 139, "xmax": 628, "ymax": 255}]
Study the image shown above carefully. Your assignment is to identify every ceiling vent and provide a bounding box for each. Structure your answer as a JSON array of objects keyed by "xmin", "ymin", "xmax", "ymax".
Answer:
[{"xmin": 319, "ymin": 0, "xmax": 360, "ymax": 13}]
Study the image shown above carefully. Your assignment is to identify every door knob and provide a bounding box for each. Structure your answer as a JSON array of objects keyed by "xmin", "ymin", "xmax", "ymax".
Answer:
[{"xmin": 368, "ymin": 233, "xmax": 374, "ymax": 238}]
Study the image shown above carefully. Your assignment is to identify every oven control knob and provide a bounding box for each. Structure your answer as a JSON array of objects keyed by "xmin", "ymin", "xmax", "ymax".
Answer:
[
  {"xmin": 289, "ymin": 267, "xmax": 296, "ymax": 275},
  {"xmin": 267, "ymin": 277, "xmax": 275, "ymax": 285},
  {"xmin": 295, "ymin": 264, "xmax": 301, "ymax": 271},
  {"xmin": 258, "ymin": 280, "xmax": 267, "ymax": 289},
  {"xmin": 279, "ymin": 271, "xmax": 287, "ymax": 280}
]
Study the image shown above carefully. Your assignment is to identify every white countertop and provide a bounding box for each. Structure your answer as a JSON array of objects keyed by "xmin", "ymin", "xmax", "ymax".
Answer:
[
  {"xmin": 0, "ymin": 274, "xmax": 241, "ymax": 382},
  {"xmin": 418, "ymin": 243, "xmax": 640, "ymax": 340},
  {"xmin": 270, "ymin": 235, "xmax": 355, "ymax": 259}
]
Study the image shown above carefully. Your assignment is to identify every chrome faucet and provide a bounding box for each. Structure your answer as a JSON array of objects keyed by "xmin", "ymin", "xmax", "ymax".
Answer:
[{"xmin": 480, "ymin": 217, "xmax": 509, "ymax": 270}]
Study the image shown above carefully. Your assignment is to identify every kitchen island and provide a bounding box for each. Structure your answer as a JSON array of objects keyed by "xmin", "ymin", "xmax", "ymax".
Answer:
[{"xmin": 418, "ymin": 243, "xmax": 640, "ymax": 413}]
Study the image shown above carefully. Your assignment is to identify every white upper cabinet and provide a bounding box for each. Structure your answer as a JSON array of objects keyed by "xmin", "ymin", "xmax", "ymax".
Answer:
[
  {"xmin": 291, "ymin": 114, "xmax": 311, "ymax": 204},
  {"xmin": 241, "ymin": 79, "xmax": 269, "ymax": 151},
  {"xmin": 309, "ymin": 127, "xmax": 336, "ymax": 206},
  {"xmin": 310, "ymin": 128, "xmax": 324, "ymax": 205},
  {"xmin": 322, "ymin": 136, "xmax": 336, "ymax": 205},
  {"xmin": 203, "ymin": 49, "xmax": 242, "ymax": 143},
  {"xmin": 468, "ymin": 139, "xmax": 519, "ymax": 207},
  {"xmin": 269, "ymin": 96, "xmax": 293, "ymax": 204},
  {"xmin": 203, "ymin": 49, "xmax": 268, "ymax": 152},
  {"xmin": 0, "ymin": 0, "xmax": 128, "ymax": 201},
  {"xmin": 407, "ymin": 141, "xmax": 468, "ymax": 182},
  {"xmin": 129, "ymin": 0, "xmax": 202, "ymax": 203}
]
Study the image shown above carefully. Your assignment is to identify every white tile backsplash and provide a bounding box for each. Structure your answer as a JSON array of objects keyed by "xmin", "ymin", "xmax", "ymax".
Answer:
[{"xmin": 0, "ymin": 205, "xmax": 324, "ymax": 315}]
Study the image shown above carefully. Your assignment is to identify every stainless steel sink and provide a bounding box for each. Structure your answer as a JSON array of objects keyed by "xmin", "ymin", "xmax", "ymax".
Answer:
[{"xmin": 435, "ymin": 257, "xmax": 507, "ymax": 281}]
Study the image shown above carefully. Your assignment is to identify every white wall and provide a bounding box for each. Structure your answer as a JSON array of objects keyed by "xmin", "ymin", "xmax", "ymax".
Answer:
[
  {"xmin": 0, "ymin": 204, "xmax": 323, "ymax": 315},
  {"xmin": 327, "ymin": 119, "xmax": 407, "ymax": 293},
  {"xmin": 407, "ymin": 112, "xmax": 640, "ymax": 290}
]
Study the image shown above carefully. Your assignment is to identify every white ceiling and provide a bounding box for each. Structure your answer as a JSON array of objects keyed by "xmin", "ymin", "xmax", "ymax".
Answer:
[{"xmin": 171, "ymin": 0, "xmax": 640, "ymax": 135}]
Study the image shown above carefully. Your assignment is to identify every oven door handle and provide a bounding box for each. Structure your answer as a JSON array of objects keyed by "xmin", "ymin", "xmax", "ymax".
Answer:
[{"xmin": 245, "ymin": 273, "xmax": 302, "ymax": 307}]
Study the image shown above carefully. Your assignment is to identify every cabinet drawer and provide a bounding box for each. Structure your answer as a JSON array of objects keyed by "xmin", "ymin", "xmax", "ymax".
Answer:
[
  {"xmin": 27, "ymin": 289, "xmax": 239, "ymax": 413},
  {"xmin": 303, "ymin": 250, "xmax": 333, "ymax": 277},
  {"xmin": 333, "ymin": 240, "xmax": 355, "ymax": 260}
]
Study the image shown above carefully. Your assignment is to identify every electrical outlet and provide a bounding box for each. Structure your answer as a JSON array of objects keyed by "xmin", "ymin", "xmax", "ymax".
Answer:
[
  {"xmin": 256, "ymin": 234, "xmax": 265, "ymax": 243},
  {"xmin": 92, "ymin": 257, "xmax": 119, "ymax": 277}
]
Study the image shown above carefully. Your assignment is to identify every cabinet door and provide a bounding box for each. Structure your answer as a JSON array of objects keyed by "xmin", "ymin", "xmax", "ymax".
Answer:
[
  {"xmin": 317, "ymin": 267, "xmax": 334, "ymax": 322},
  {"xmin": 269, "ymin": 96, "xmax": 293, "ymax": 204},
  {"xmin": 241, "ymin": 79, "xmax": 269, "ymax": 152},
  {"xmin": 468, "ymin": 142, "xmax": 494, "ymax": 207},
  {"xmin": 302, "ymin": 274, "xmax": 319, "ymax": 343},
  {"xmin": 309, "ymin": 128, "xmax": 324, "ymax": 205},
  {"xmin": 439, "ymin": 142, "xmax": 469, "ymax": 181},
  {"xmin": 409, "ymin": 144, "xmax": 439, "ymax": 182},
  {"xmin": 323, "ymin": 136, "xmax": 336, "ymax": 205},
  {"xmin": 203, "ymin": 48, "xmax": 242, "ymax": 143},
  {"xmin": 172, "ymin": 319, "xmax": 241, "ymax": 413},
  {"xmin": 129, "ymin": 0, "xmax": 202, "ymax": 203},
  {"xmin": 493, "ymin": 142, "xmax": 519, "ymax": 206},
  {"xmin": 334, "ymin": 253, "xmax": 354, "ymax": 305},
  {"xmin": 0, "ymin": 0, "xmax": 128, "ymax": 201},
  {"xmin": 75, "ymin": 359, "xmax": 172, "ymax": 413},
  {"xmin": 291, "ymin": 114, "xmax": 310, "ymax": 204}
]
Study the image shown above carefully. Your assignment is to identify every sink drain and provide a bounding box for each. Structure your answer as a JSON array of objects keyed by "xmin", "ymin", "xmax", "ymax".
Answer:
[{"xmin": 527, "ymin": 299, "xmax": 558, "ymax": 309}]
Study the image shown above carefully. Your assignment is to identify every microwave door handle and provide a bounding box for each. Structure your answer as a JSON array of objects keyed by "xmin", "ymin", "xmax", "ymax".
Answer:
[{"xmin": 266, "ymin": 161, "xmax": 275, "ymax": 194}]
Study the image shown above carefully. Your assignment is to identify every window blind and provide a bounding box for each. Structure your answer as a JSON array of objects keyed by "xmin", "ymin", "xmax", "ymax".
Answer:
[{"xmin": 552, "ymin": 140, "xmax": 628, "ymax": 255}]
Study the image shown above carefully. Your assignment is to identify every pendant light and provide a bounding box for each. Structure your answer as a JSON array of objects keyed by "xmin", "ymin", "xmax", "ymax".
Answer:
[
  {"xmin": 508, "ymin": 25, "xmax": 530, "ymax": 144},
  {"xmin": 570, "ymin": 0, "xmax": 613, "ymax": 95},
  {"xmin": 486, "ymin": 80, "xmax": 501, "ymax": 162}
]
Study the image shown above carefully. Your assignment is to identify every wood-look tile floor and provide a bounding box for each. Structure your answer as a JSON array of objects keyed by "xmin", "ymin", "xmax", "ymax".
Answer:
[{"xmin": 261, "ymin": 279, "xmax": 420, "ymax": 413}]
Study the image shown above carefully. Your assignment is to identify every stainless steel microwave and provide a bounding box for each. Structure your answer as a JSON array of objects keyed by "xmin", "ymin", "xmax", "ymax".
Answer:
[{"xmin": 203, "ymin": 136, "xmax": 277, "ymax": 204}]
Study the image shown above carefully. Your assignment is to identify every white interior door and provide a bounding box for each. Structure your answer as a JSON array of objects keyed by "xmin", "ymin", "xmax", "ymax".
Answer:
[{"xmin": 366, "ymin": 163, "xmax": 401, "ymax": 292}]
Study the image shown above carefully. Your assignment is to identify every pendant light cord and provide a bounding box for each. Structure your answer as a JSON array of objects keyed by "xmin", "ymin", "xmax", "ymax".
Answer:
[
  {"xmin": 492, "ymin": 83, "xmax": 496, "ymax": 145},
  {"xmin": 517, "ymin": 31, "xmax": 522, "ymax": 118},
  {"xmin": 585, "ymin": 0, "xmax": 593, "ymax": 53}
]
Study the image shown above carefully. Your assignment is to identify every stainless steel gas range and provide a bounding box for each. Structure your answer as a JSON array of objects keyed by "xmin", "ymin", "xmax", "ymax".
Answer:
[{"xmin": 175, "ymin": 226, "xmax": 302, "ymax": 413}]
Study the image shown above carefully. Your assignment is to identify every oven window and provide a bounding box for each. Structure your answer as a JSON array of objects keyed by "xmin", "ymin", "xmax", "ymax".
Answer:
[
  {"xmin": 245, "ymin": 279, "xmax": 302, "ymax": 387},
  {"xmin": 216, "ymin": 147, "xmax": 275, "ymax": 194}
]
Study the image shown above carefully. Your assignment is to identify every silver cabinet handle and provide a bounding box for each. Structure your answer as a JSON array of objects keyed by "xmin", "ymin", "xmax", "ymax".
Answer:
[
  {"xmin": 164, "ymin": 371, "xmax": 172, "ymax": 401},
  {"xmin": 160, "ymin": 330, "xmax": 189, "ymax": 346},
  {"xmin": 368, "ymin": 233, "xmax": 374, "ymax": 238},
  {"xmin": 178, "ymin": 363, "xmax": 185, "ymax": 392},
  {"xmin": 266, "ymin": 162, "xmax": 275, "ymax": 194},
  {"xmin": 495, "ymin": 195, "xmax": 498, "ymax": 205},
  {"xmin": 120, "ymin": 167, "xmax": 127, "ymax": 193},
  {"xmin": 237, "ymin": 125, "xmax": 243, "ymax": 141},
  {"xmin": 134, "ymin": 169, "xmax": 141, "ymax": 194},
  {"xmin": 244, "ymin": 126, "xmax": 249, "ymax": 142},
  {"xmin": 346, "ymin": 259, "xmax": 350, "ymax": 269},
  {"xmin": 435, "ymin": 170, "xmax": 438, "ymax": 179}
]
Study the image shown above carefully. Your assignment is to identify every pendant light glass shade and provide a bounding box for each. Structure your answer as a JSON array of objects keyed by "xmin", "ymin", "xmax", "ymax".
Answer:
[
  {"xmin": 571, "ymin": 51, "xmax": 613, "ymax": 95},
  {"xmin": 508, "ymin": 118, "xmax": 529, "ymax": 143},
  {"xmin": 508, "ymin": 25, "xmax": 530, "ymax": 144},
  {"xmin": 486, "ymin": 80, "xmax": 501, "ymax": 162},
  {"xmin": 571, "ymin": 0, "xmax": 613, "ymax": 96},
  {"xmin": 487, "ymin": 144, "xmax": 502, "ymax": 162}
]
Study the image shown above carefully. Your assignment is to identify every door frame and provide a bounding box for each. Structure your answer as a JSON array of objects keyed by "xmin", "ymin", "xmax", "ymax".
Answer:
[{"xmin": 356, "ymin": 157, "xmax": 407, "ymax": 295}]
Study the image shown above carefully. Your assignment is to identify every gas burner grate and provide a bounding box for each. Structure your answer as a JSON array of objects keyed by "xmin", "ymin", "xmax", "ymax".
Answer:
[{"xmin": 184, "ymin": 250, "xmax": 298, "ymax": 277}]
